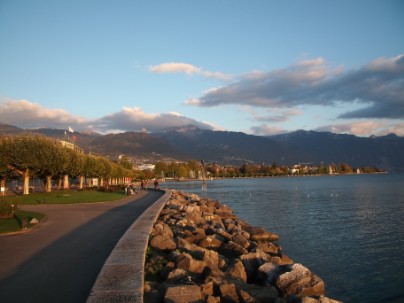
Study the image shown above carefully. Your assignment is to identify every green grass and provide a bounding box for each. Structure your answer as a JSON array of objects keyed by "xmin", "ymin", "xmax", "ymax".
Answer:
[
  {"xmin": 0, "ymin": 189, "xmax": 127, "ymax": 234},
  {"xmin": 0, "ymin": 210, "xmax": 46, "ymax": 234},
  {"xmin": 3, "ymin": 189, "xmax": 127, "ymax": 205}
]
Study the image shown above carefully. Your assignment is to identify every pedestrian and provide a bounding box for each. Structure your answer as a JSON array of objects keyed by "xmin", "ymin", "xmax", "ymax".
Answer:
[{"xmin": 154, "ymin": 179, "xmax": 159, "ymax": 191}]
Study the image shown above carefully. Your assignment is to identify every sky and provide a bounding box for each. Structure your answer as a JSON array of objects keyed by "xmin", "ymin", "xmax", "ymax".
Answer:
[{"xmin": 0, "ymin": 0, "xmax": 403, "ymax": 137}]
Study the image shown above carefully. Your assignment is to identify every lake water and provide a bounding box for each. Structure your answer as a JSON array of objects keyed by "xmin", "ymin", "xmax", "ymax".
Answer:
[{"xmin": 164, "ymin": 173, "xmax": 404, "ymax": 303}]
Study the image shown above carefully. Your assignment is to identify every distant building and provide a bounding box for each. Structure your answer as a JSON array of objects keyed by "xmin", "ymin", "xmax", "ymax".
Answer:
[
  {"xmin": 138, "ymin": 164, "xmax": 155, "ymax": 171},
  {"xmin": 58, "ymin": 140, "xmax": 83, "ymax": 153}
]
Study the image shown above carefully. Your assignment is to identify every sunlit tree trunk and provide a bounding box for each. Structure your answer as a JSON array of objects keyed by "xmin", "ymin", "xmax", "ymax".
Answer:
[
  {"xmin": 46, "ymin": 175, "xmax": 52, "ymax": 192},
  {"xmin": 23, "ymin": 169, "xmax": 30, "ymax": 195},
  {"xmin": 63, "ymin": 174, "xmax": 69, "ymax": 189},
  {"xmin": 79, "ymin": 175, "xmax": 84, "ymax": 189},
  {"xmin": 1, "ymin": 178, "xmax": 6, "ymax": 196}
]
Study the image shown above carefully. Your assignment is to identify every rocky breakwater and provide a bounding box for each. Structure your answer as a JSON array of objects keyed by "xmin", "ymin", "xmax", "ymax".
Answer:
[{"xmin": 144, "ymin": 190, "xmax": 341, "ymax": 303}]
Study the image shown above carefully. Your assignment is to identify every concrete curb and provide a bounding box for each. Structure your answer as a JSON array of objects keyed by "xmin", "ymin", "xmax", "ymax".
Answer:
[{"xmin": 86, "ymin": 189, "xmax": 171, "ymax": 303}]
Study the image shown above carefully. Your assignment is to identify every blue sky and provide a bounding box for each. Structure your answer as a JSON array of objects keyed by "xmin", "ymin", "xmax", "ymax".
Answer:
[{"xmin": 1, "ymin": 0, "xmax": 403, "ymax": 136}]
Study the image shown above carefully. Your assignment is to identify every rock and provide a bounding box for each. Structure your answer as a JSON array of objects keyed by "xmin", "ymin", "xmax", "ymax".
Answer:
[
  {"xmin": 256, "ymin": 242, "xmax": 281, "ymax": 255},
  {"xmin": 153, "ymin": 222, "xmax": 174, "ymax": 238},
  {"xmin": 166, "ymin": 268, "xmax": 187, "ymax": 283},
  {"xmin": 185, "ymin": 212, "xmax": 206, "ymax": 226},
  {"xmin": 164, "ymin": 285, "xmax": 203, "ymax": 303},
  {"xmin": 176, "ymin": 253, "xmax": 208, "ymax": 275},
  {"xmin": 233, "ymin": 281, "xmax": 279, "ymax": 303},
  {"xmin": 240, "ymin": 250, "xmax": 271, "ymax": 283},
  {"xmin": 176, "ymin": 237, "xmax": 205, "ymax": 259},
  {"xmin": 319, "ymin": 296, "xmax": 343, "ymax": 303},
  {"xmin": 228, "ymin": 260, "xmax": 247, "ymax": 283},
  {"xmin": 219, "ymin": 283, "xmax": 240, "ymax": 303},
  {"xmin": 206, "ymin": 296, "xmax": 221, "ymax": 303},
  {"xmin": 220, "ymin": 241, "xmax": 249, "ymax": 258},
  {"xmin": 214, "ymin": 228, "xmax": 232, "ymax": 241},
  {"xmin": 202, "ymin": 281, "xmax": 215, "ymax": 297},
  {"xmin": 150, "ymin": 234, "xmax": 176, "ymax": 251},
  {"xmin": 258, "ymin": 262, "xmax": 282, "ymax": 285},
  {"xmin": 30, "ymin": 218, "xmax": 39, "ymax": 224},
  {"xmin": 198, "ymin": 235, "xmax": 224, "ymax": 250},
  {"xmin": 276, "ymin": 263, "xmax": 325, "ymax": 297},
  {"xmin": 184, "ymin": 204, "xmax": 201, "ymax": 214},
  {"xmin": 251, "ymin": 231, "xmax": 279, "ymax": 242},
  {"xmin": 238, "ymin": 289, "xmax": 257, "ymax": 303},
  {"xmin": 302, "ymin": 297, "xmax": 320, "ymax": 303},
  {"xmin": 232, "ymin": 233, "xmax": 250, "ymax": 249},
  {"xmin": 278, "ymin": 254, "xmax": 294, "ymax": 265},
  {"xmin": 244, "ymin": 226, "xmax": 266, "ymax": 235}
]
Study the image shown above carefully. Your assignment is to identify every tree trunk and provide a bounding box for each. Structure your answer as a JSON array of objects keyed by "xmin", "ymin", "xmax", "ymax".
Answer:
[
  {"xmin": 63, "ymin": 174, "xmax": 69, "ymax": 189},
  {"xmin": 46, "ymin": 175, "xmax": 52, "ymax": 192},
  {"xmin": 79, "ymin": 176, "xmax": 84, "ymax": 189},
  {"xmin": 23, "ymin": 169, "xmax": 30, "ymax": 195},
  {"xmin": 1, "ymin": 178, "xmax": 6, "ymax": 196}
]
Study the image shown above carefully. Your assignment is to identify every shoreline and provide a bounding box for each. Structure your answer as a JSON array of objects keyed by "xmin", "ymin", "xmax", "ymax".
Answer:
[
  {"xmin": 162, "ymin": 171, "xmax": 388, "ymax": 183},
  {"xmin": 144, "ymin": 190, "xmax": 342, "ymax": 303}
]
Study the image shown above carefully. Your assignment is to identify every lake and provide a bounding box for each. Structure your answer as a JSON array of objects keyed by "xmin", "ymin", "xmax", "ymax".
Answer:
[{"xmin": 164, "ymin": 173, "xmax": 404, "ymax": 303}]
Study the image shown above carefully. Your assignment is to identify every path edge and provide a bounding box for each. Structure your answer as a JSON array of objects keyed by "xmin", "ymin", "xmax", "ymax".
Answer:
[{"xmin": 86, "ymin": 189, "xmax": 171, "ymax": 303}]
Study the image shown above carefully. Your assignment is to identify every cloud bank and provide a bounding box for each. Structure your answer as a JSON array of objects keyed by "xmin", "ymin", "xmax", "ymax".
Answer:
[
  {"xmin": 150, "ymin": 62, "xmax": 232, "ymax": 81},
  {"xmin": 186, "ymin": 55, "xmax": 404, "ymax": 119},
  {"xmin": 93, "ymin": 106, "xmax": 215, "ymax": 132},
  {"xmin": 0, "ymin": 99, "xmax": 215, "ymax": 133},
  {"xmin": 0, "ymin": 99, "xmax": 86, "ymax": 129}
]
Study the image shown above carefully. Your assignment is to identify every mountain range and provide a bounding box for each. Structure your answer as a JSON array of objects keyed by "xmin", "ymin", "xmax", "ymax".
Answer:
[{"xmin": 1, "ymin": 123, "xmax": 403, "ymax": 171}]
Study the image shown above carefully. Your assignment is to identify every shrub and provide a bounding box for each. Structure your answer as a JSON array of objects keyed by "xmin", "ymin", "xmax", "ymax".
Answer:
[{"xmin": 0, "ymin": 199, "xmax": 17, "ymax": 218}]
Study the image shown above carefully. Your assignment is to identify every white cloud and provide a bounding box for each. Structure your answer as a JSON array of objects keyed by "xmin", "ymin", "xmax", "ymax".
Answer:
[
  {"xmin": 188, "ymin": 54, "xmax": 404, "ymax": 119},
  {"xmin": 250, "ymin": 124, "xmax": 288, "ymax": 136},
  {"xmin": 91, "ymin": 107, "xmax": 217, "ymax": 132},
  {"xmin": 0, "ymin": 99, "xmax": 217, "ymax": 133},
  {"xmin": 150, "ymin": 62, "xmax": 200, "ymax": 74},
  {"xmin": 149, "ymin": 62, "xmax": 232, "ymax": 81},
  {"xmin": 315, "ymin": 120, "xmax": 404, "ymax": 137},
  {"xmin": 0, "ymin": 98, "xmax": 85, "ymax": 129}
]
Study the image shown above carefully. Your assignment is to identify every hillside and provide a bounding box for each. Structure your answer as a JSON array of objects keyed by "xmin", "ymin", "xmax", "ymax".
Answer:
[
  {"xmin": 268, "ymin": 130, "xmax": 404, "ymax": 172},
  {"xmin": 152, "ymin": 126, "xmax": 296, "ymax": 165},
  {"xmin": 1, "ymin": 123, "xmax": 403, "ymax": 171}
]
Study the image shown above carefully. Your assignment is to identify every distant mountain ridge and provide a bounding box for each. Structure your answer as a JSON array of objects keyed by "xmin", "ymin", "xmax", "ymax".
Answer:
[{"xmin": 1, "ymin": 123, "xmax": 403, "ymax": 171}]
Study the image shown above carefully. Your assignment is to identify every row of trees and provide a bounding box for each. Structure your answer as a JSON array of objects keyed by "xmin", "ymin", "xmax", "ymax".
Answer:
[
  {"xmin": 0, "ymin": 135, "xmax": 136, "ymax": 195},
  {"xmin": 153, "ymin": 161, "xmax": 382, "ymax": 179}
]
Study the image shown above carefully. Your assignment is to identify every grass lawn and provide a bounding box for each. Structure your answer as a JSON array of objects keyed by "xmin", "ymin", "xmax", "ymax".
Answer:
[
  {"xmin": 3, "ymin": 189, "xmax": 127, "ymax": 205},
  {"xmin": 0, "ymin": 189, "xmax": 127, "ymax": 234},
  {"xmin": 0, "ymin": 210, "xmax": 46, "ymax": 234}
]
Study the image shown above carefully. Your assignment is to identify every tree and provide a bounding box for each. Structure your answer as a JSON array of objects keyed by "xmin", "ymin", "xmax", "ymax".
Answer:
[
  {"xmin": 0, "ymin": 135, "xmax": 58, "ymax": 194},
  {"xmin": 119, "ymin": 156, "xmax": 133, "ymax": 170}
]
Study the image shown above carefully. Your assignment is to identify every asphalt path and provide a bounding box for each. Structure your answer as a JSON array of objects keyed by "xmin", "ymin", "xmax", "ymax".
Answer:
[{"xmin": 0, "ymin": 190, "xmax": 163, "ymax": 303}]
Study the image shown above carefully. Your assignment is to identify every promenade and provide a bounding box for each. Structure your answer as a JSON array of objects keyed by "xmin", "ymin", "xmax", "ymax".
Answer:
[{"xmin": 0, "ymin": 190, "xmax": 164, "ymax": 303}]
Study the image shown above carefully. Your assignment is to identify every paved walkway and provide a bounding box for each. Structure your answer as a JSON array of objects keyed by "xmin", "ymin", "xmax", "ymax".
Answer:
[{"xmin": 0, "ymin": 190, "xmax": 163, "ymax": 303}]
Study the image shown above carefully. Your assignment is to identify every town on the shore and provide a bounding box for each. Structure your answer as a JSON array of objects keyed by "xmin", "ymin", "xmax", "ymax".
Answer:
[{"xmin": 0, "ymin": 134, "xmax": 384, "ymax": 195}]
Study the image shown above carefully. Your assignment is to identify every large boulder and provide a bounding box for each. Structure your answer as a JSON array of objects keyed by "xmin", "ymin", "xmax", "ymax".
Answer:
[
  {"xmin": 228, "ymin": 260, "xmax": 247, "ymax": 283},
  {"xmin": 240, "ymin": 250, "xmax": 271, "ymax": 283},
  {"xmin": 219, "ymin": 283, "xmax": 241, "ymax": 303},
  {"xmin": 164, "ymin": 285, "xmax": 203, "ymax": 303},
  {"xmin": 150, "ymin": 234, "xmax": 176, "ymax": 251},
  {"xmin": 231, "ymin": 233, "xmax": 251, "ymax": 249},
  {"xmin": 176, "ymin": 253, "xmax": 208, "ymax": 275},
  {"xmin": 220, "ymin": 241, "xmax": 249, "ymax": 258},
  {"xmin": 197, "ymin": 235, "xmax": 224, "ymax": 250},
  {"xmin": 153, "ymin": 222, "xmax": 174, "ymax": 238},
  {"xmin": 276, "ymin": 263, "xmax": 325, "ymax": 297}
]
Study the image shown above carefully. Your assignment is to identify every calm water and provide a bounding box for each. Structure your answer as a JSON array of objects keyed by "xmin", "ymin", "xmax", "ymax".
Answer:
[{"xmin": 164, "ymin": 174, "xmax": 404, "ymax": 303}]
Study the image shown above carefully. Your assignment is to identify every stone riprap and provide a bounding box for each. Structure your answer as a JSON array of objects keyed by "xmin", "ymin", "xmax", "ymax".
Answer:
[{"xmin": 144, "ymin": 190, "xmax": 342, "ymax": 303}]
